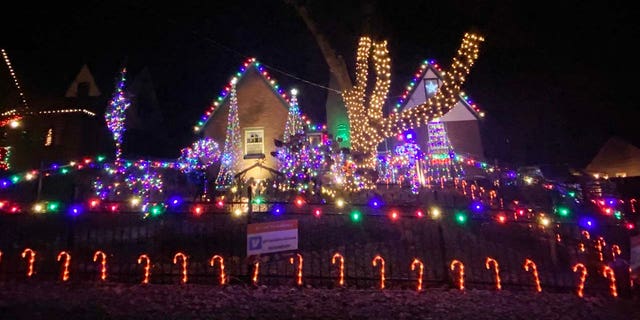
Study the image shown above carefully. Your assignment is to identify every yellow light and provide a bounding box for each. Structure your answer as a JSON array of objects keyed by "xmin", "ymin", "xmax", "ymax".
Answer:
[
  {"xmin": 130, "ymin": 197, "xmax": 141, "ymax": 206},
  {"xmin": 540, "ymin": 216, "xmax": 550, "ymax": 227},
  {"xmin": 9, "ymin": 120, "xmax": 20, "ymax": 128},
  {"xmin": 33, "ymin": 203, "xmax": 44, "ymax": 213},
  {"xmin": 234, "ymin": 208, "xmax": 242, "ymax": 216},
  {"xmin": 336, "ymin": 199, "xmax": 345, "ymax": 208},
  {"xmin": 431, "ymin": 207, "xmax": 441, "ymax": 219},
  {"xmin": 230, "ymin": 186, "xmax": 238, "ymax": 193}
]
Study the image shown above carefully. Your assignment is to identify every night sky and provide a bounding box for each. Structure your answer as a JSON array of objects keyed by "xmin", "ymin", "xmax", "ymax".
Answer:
[{"xmin": 1, "ymin": 1, "xmax": 638, "ymax": 169}]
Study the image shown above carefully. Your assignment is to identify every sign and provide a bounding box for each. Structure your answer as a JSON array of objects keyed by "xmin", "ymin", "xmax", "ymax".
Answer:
[{"xmin": 247, "ymin": 219, "xmax": 298, "ymax": 256}]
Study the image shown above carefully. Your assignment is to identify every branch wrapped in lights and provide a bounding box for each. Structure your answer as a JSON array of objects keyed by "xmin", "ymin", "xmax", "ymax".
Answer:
[
  {"xmin": 105, "ymin": 67, "xmax": 131, "ymax": 167},
  {"xmin": 342, "ymin": 33, "xmax": 483, "ymax": 190},
  {"xmin": 178, "ymin": 138, "xmax": 221, "ymax": 173}
]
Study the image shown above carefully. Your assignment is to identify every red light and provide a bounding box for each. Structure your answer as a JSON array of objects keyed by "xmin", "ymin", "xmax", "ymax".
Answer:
[
  {"xmin": 89, "ymin": 199, "xmax": 100, "ymax": 208},
  {"xmin": 0, "ymin": 201, "xmax": 6, "ymax": 209},
  {"xmin": 604, "ymin": 207, "xmax": 612, "ymax": 215},
  {"xmin": 416, "ymin": 210, "xmax": 424, "ymax": 218},
  {"xmin": 110, "ymin": 205, "xmax": 118, "ymax": 212},
  {"xmin": 390, "ymin": 211, "xmax": 399, "ymax": 221},
  {"xmin": 193, "ymin": 205, "xmax": 203, "ymax": 216},
  {"xmin": 497, "ymin": 214, "xmax": 506, "ymax": 224},
  {"xmin": 626, "ymin": 223, "xmax": 635, "ymax": 230},
  {"xmin": 517, "ymin": 209, "xmax": 525, "ymax": 216},
  {"xmin": 314, "ymin": 208, "xmax": 321, "ymax": 217},
  {"xmin": 295, "ymin": 197, "xmax": 305, "ymax": 207},
  {"xmin": 10, "ymin": 205, "xmax": 20, "ymax": 213},
  {"xmin": 216, "ymin": 200, "xmax": 224, "ymax": 208}
]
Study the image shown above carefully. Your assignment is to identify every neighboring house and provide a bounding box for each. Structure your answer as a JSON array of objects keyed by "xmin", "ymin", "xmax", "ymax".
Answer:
[
  {"xmin": 585, "ymin": 137, "xmax": 640, "ymax": 178},
  {"xmin": 389, "ymin": 60, "xmax": 486, "ymax": 160},
  {"xmin": 1, "ymin": 64, "xmax": 111, "ymax": 171},
  {"xmin": 200, "ymin": 59, "xmax": 290, "ymax": 181}
]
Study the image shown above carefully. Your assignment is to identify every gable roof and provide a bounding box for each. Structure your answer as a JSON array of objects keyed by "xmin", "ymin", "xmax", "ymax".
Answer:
[
  {"xmin": 193, "ymin": 58, "xmax": 291, "ymax": 132},
  {"xmin": 65, "ymin": 64, "xmax": 101, "ymax": 97},
  {"xmin": 585, "ymin": 137, "xmax": 640, "ymax": 177},
  {"xmin": 394, "ymin": 59, "xmax": 485, "ymax": 121}
]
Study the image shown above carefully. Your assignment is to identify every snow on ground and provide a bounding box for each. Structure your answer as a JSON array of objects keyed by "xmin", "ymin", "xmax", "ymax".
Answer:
[{"xmin": 0, "ymin": 282, "xmax": 639, "ymax": 319}]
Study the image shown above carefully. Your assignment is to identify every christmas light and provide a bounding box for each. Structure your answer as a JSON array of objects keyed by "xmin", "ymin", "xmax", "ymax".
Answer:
[
  {"xmin": 1, "ymin": 49, "xmax": 28, "ymax": 108},
  {"xmin": 289, "ymin": 253, "xmax": 303, "ymax": 286},
  {"xmin": 572, "ymin": 263, "xmax": 588, "ymax": 298},
  {"xmin": 105, "ymin": 67, "xmax": 131, "ymax": 167},
  {"xmin": 411, "ymin": 258, "xmax": 424, "ymax": 291},
  {"xmin": 93, "ymin": 250, "xmax": 107, "ymax": 281},
  {"xmin": 252, "ymin": 262, "xmax": 260, "ymax": 286},
  {"xmin": 485, "ymin": 257, "xmax": 501, "ymax": 290},
  {"xmin": 602, "ymin": 266, "xmax": 618, "ymax": 297},
  {"xmin": 209, "ymin": 255, "xmax": 226, "ymax": 285},
  {"xmin": 611, "ymin": 244, "xmax": 621, "ymax": 261},
  {"xmin": 524, "ymin": 259, "xmax": 542, "ymax": 292},
  {"xmin": 56, "ymin": 251, "xmax": 71, "ymax": 281},
  {"xmin": 596, "ymin": 237, "xmax": 606, "ymax": 262},
  {"xmin": 450, "ymin": 260, "xmax": 465, "ymax": 290},
  {"xmin": 372, "ymin": 255, "xmax": 386, "ymax": 289},
  {"xmin": 173, "ymin": 252, "xmax": 188, "ymax": 284},
  {"xmin": 215, "ymin": 79, "xmax": 242, "ymax": 189},
  {"xmin": 21, "ymin": 248, "xmax": 35, "ymax": 277},
  {"xmin": 137, "ymin": 254, "xmax": 151, "ymax": 284},
  {"xmin": 332, "ymin": 253, "xmax": 345, "ymax": 286}
]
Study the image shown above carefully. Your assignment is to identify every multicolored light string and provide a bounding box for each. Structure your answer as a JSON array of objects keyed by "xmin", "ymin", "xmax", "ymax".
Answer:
[{"xmin": 105, "ymin": 67, "xmax": 131, "ymax": 168}]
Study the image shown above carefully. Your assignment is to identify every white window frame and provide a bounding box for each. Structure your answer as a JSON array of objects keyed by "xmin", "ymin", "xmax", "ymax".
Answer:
[{"xmin": 244, "ymin": 128, "xmax": 265, "ymax": 156}]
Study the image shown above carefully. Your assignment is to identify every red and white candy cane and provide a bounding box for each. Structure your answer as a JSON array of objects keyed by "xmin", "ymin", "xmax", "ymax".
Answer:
[
  {"xmin": 137, "ymin": 254, "xmax": 151, "ymax": 284},
  {"xmin": 450, "ymin": 260, "xmax": 465, "ymax": 290},
  {"xmin": 596, "ymin": 237, "xmax": 606, "ymax": 262},
  {"xmin": 372, "ymin": 255, "xmax": 385, "ymax": 289},
  {"xmin": 56, "ymin": 251, "xmax": 71, "ymax": 282},
  {"xmin": 21, "ymin": 248, "xmax": 36, "ymax": 277},
  {"xmin": 209, "ymin": 255, "xmax": 226, "ymax": 285},
  {"xmin": 332, "ymin": 253, "xmax": 345, "ymax": 287},
  {"xmin": 289, "ymin": 253, "xmax": 303, "ymax": 286},
  {"xmin": 173, "ymin": 252, "xmax": 188, "ymax": 284},
  {"xmin": 485, "ymin": 257, "xmax": 501, "ymax": 290},
  {"xmin": 611, "ymin": 244, "xmax": 621, "ymax": 262},
  {"xmin": 572, "ymin": 263, "xmax": 588, "ymax": 298},
  {"xmin": 252, "ymin": 262, "xmax": 260, "ymax": 286},
  {"xmin": 410, "ymin": 258, "xmax": 424, "ymax": 291},
  {"xmin": 93, "ymin": 250, "xmax": 107, "ymax": 281},
  {"xmin": 523, "ymin": 258, "xmax": 542, "ymax": 292}
]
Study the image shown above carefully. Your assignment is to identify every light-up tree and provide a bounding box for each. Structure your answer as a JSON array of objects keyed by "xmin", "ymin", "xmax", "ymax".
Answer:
[
  {"xmin": 426, "ymin": 119, "xmax": 464, "ymax": 181},
  {"xmin": 283, "ymin": 89, "xmax": 305, "ymax": 143},
  {"xmin": 105, "ymin": 67, "xmax": 131, "ymax": 170},
  {"xmin": 215, "ymin": 79, "xmax": 243, "ymax": 190},
  {"xmin": 341, "ymin": 33, "xmax": 484, "ymax": 190}
]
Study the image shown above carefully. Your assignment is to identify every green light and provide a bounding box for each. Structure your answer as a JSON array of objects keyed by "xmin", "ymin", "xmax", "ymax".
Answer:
[
  {"xmin": 455, "ymin": 212, "xmax": 467, "ymax": 224},
  {"xmin": 60, "ymin": 168, "xmax": 69, "ymax": 174},
  {"xmin": 97, "ymin": 155, "xmax": 106, "ymax": 162},
  {"xmin": 614, "ymin": 211, "xmax": 622, "ymax": 220},
  {"xmin": 253, "ymin": 196, "xmax": 264, "ymax": 205},
  {"xmin": 150, "ymin": 204, "xmax": 164, "ymax": 216},
  {"xmin": 567, "ymin": 191, "xmax": 576, "ymax": 198},
  {"xmin": 11, "ymin": 175, "xmax": 20, "ymax": 183},
  {"xmin": 350, "ymin": 210, "xmax": 361, "ymax": 222},
  {"xmin": 47, "ymin": 202, "xmax": 60, "ymax": 212},
  {"xmin": 557, "ymin": 207, "xmax": 570, "ymax": 217}
]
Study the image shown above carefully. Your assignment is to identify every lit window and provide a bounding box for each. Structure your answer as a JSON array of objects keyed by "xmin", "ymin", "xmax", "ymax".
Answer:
[
  {"xmin": 615, "ymin": 172, "xmax": 627, "ymax": 178},
  {"xmin": 244, "ymin": 128, "xmax": 264, "ymax": 156},
  {"xmin": 44, "ymin": 128, "xmax": 53, "ymax": 146}
]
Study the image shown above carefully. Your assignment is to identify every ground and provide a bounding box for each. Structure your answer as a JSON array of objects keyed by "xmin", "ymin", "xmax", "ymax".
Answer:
[{"xmin": 1, "ymin": 282, "xmax": 639, "ymax": 319}]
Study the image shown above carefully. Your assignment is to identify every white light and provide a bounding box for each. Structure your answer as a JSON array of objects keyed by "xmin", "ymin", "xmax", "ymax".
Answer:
[
  {"xmin": 9, "ymin": 120, "xmax": 20, "ymax": 128},
  {"xmin": 290, "ymin": 88, "xmax": 298, "ymax": 96}
]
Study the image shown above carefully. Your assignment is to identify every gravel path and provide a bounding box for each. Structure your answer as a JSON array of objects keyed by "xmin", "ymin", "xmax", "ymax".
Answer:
[{"xmin": 1, "ymin": 282, "xmax": 639, "ymax": 319}]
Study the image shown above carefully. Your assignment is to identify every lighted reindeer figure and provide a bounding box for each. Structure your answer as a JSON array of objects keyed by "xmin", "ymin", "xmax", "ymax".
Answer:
[{"xmin": 341, "ymin": 33, "xmax": 484, "ymax": 190}]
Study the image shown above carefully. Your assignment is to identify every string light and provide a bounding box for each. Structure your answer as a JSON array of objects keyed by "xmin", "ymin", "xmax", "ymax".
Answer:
[
  {"xmin": 611, "ymin": 244, "xmax": 621, "ymax": 261},
  {"xmin": 105, "ymin": 67, "xmax": 131, "ymax": 167},
  {"xmin": 1, "ymin": 49, "xmax": 28, "ymax": 108},
  {"xmin": 215, "ymin": 79, "xmax": 242, "ymax": 190},
  {"xmin": 596, "ymin": 237, "xmax": 606, "ymax": 262},
  {"xmin": 252, "ymin": 262, "xmax": 260, "ymax": 286}
]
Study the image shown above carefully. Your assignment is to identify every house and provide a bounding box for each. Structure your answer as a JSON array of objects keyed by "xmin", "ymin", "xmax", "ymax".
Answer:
[
  {"xmin": 585, "ymin": 137, "xmax": 640, "ymax": 178},
  {"xmin": 198, "ymin": 58, "xmax": 291, "ymax": 182},
  {"xmin": 391, "ymin": 60, "xmax": 486, "ymax": 160}
]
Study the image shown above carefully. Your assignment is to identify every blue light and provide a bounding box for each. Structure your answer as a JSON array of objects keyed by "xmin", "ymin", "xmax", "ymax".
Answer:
[
  {"xmin": 68, "ymin": 204, "xmax": 83, "ymax": 216},
  {"xmin": 272, "ymin": 204, "xmax": 285, "ymax": 215},
  {"xmin": 169, "ymin": 196, "xmax": 182, "ymax": 207},
  {"xmin": 471, "ymin": 202, "xmax": 483, "ymax": 212},
  {"xmin": 369, "ymin": 197, "xmax": 383, "ymax": 209},
  {"xmin": 579, "ymin": 217, "xmax": 595, "ymax": 229}
]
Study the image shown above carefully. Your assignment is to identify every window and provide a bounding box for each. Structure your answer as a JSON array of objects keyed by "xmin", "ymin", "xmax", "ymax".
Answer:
[
  {"xmin": 244, "ymin": 128, "xmax": 264, "ymax": 156},
  {"xmin": 44, "ymin": 128, "xmax": 53, "ymax": 146},
  {"xmin": 615, "ymin": 172, "xmax": 627, "ymax": 178}
]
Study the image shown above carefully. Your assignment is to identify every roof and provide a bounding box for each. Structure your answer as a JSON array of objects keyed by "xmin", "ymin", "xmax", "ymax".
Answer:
[
  {"xmin": 585, "ymin": 137, "xmax": 640, "ymax": 177},
  {"xmin": 64, "ymin": 64, "xmax": 101, "ymax": 98},
  {"xmin": 193, "ymin": 58, "xmax": 291, "ymax": 132},
  {"xmin": 394, "ymin": 59, "xmax": 485, "ymax": 120}
]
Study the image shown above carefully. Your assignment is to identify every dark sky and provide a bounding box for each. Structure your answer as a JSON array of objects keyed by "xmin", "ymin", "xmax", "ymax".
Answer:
[{"xmin": 1, "ymin": 0, "xmax": 638, "ymax": 168}]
